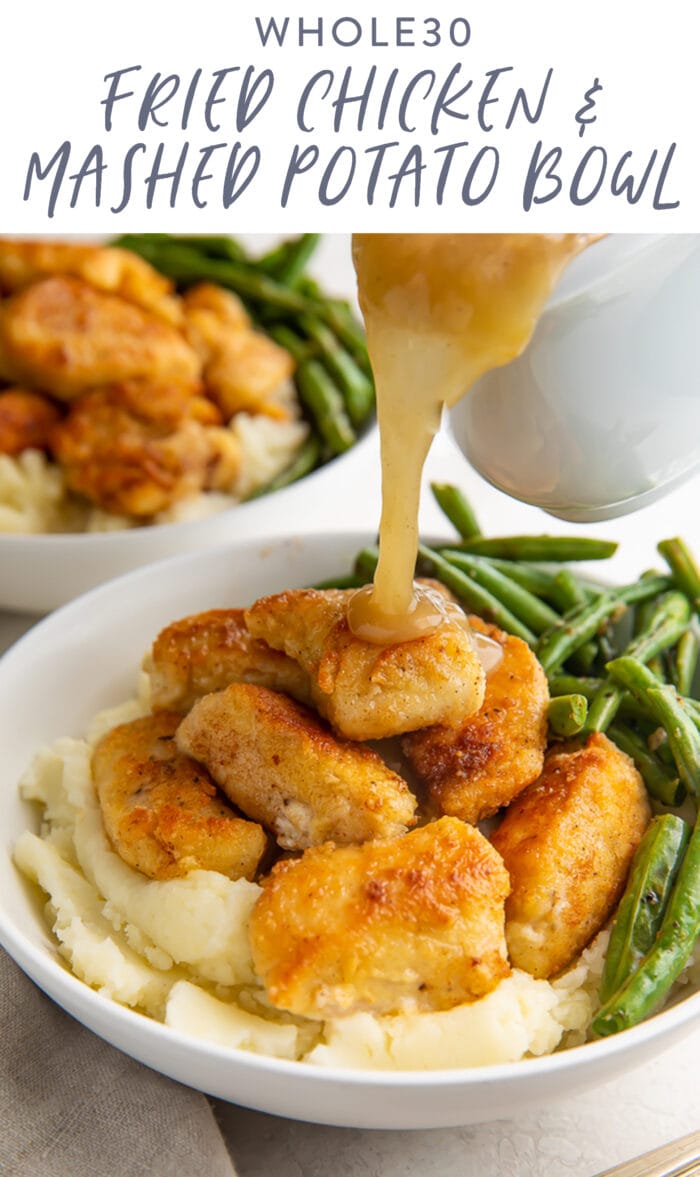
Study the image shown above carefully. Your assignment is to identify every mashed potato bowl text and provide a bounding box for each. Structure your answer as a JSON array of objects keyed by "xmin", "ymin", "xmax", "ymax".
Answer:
[{"xmin": 1, "ymin": 533, "xmax": 699, "ymax": 1129}]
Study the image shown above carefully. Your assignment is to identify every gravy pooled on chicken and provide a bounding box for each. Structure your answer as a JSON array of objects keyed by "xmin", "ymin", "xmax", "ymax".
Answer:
[
  {"xmin": 348, "ymin": 234, "xmax": 598, "ymax": 646},
  {"xmin": 249, "ymin": 816, "xmax": 510, "ymax": 1019},
  {"xmin": 245, "ymin": 586, "xmax": 486, "ymax": 740}
]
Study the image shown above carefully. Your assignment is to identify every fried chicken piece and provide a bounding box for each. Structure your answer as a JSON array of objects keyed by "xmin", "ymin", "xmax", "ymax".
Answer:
[
  {"xmin": 0, "ymin": 276, "xmax": 200, "ymax": 401},
  {"xmin": 244, "ymin": 588, "xmax": 486, "ymax": 741},
  {"xmin": 146, "ymin": 607, "xmax": 311, "ymax": 713},
  {"xmin": 403, "ymin": 616, "xmax": 549, "ymax": 824},
  {"xmin": 50, "ymin": 383, "xmax": 239, "ymax": 516},
  {"xmin": 176, "ymin": 683, "xmax": 417, "ymax": 850},
  {"xmin": 249, "ymin": 816, "xmax": 510, "ymax": 1018},
  {"xmin": 183, "ymin": 283, "xmax": 295, "ymax": 420},
  {"xmin": 0, "ymin": 387, "xmax": 62, "ymax": 455},
  {"xmin": 92, "ymin": 712, "xmax": 268, "ymax": 881},
  {"xmin": 491, "ymin": 733, "xmax": 651, "ymax": 979},
  {"xmin": 0, "ymin": 239, "xmax": 182, "ymax": 324}
]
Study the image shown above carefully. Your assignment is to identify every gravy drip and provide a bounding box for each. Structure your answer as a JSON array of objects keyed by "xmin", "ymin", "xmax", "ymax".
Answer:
[{"xmin": 348, "ymin": 234, "xmax": 598, "ymax": 645}]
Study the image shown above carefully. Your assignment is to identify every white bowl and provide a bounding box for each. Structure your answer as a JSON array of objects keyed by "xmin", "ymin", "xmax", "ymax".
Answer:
[
  {"xmin": 0, "ymin": 431, "xmax": 374, "ymax": 613},
  {"xmin": 450, "ymin": 234, "xmax": 700, "ymax": 523},
  {"xmin": 0, "ymin": 232, "xmax": 374, "ymax": 614},
  {"xmin": 0, "ymin": 532, "xmax": 699, "ymax": 1129}
]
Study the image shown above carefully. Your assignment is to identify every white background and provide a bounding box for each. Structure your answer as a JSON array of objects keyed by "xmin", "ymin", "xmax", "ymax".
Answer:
[{"xmin": 1, "ymin": 0, "xmax": 696, "ymax": 231}]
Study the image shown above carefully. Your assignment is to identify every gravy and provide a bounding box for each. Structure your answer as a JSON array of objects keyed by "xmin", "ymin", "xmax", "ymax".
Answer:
[{"xmin": 348, "ymin": 234, "xmax": 597, "ymax": 644}]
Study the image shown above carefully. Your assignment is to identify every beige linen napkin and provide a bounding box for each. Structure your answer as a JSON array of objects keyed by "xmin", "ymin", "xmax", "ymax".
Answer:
[{"xmin": 0, "ymin": 949, "xmax": 238, "ymax": 1177}]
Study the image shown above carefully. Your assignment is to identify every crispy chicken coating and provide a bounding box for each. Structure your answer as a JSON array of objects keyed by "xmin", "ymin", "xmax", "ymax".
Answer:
[
  {"xmin": 50, "ymin": 383, "xmax": 239, "ymax": 516},
  {"xmin": 0, "ymin": 276, "xmax": 200, "ymax": 401},
  {"xmin": 244, "ymin": 588, "xmax": 486, "ymax": 741},
  {"xmin": 92, "ymin": 712, "xmax": 268, "ymax": 881},
  {"xmin": 146, "ymin": 607, "xmax": 311, "ymax": 713},
  {"xmin": 176, "ymin": 683, "xmax": 417, "ymax": 850},
  {"xmin": 403, "ymin": 616, "xmax": 549, "ymax": 823},
  {"xmin": 0, "ymin": 387, "xmax": 62, "ymax": 455},
  {"xmin": 491, "ymin": 733, "xmax": 651, "ymax": 979},
  {"xmin": 0, "ymin": 239, "xmax": 182, "ymax": 323},
  {"xmin": 183, "ymin": 283, "xmax": 295, "ymax": 420},
  {"xmin": 248, "ymin": 816, "xmax": 511, "ymax": 1019}
]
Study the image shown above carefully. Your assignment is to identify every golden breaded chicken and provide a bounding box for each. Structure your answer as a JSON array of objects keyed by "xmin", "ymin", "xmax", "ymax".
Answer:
[
  {"xmin": 0, "ymin": 388, "xmax": 62, "ymax": 455},
  {"xmin": 50, "ymin": 383, "xmax": 239, "ymax": 516},
  {"xmin": 491, "ymin": 733, "xmax": 651, "ymax": 979},
  {"xmin": 249, "ymin": 816, "xmax": 511, "ymax": 1018},
  {"xmin": 176, "ymin": 683, "xmax": 417, "ymax": 850},
  {"xmin": 183, "ymin": 283, "xmax": 251, "ymax": 353},
  {"xmin": 146, "ymin": 607, "xmax": 311, "ymax": 713},
  {"xmin": 403, "ymin": 615, "xmax": 549, "ymax": 823},
  {"xmin": 92, "ymin": 712, "xmax": 268, "ymax": 881},
  {"xmin": 0, "ymin": 276, "xmax": 200, "ymax": 400},
  {"xmin": 0, "ymin": 239, "xmax": 182, "ymax": 323},
  {"xmin": 183, "ymin": 283, "xmax": 295, "ymax": 420},
  {"xmin": 245, "ymin": 587, "xmax": 486, "ymax": 740}
]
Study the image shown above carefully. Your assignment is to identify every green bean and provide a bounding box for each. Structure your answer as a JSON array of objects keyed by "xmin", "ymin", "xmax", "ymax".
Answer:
[
  {"xmin": 536, "ymin": 592, "xmax": 622, "ymax": 675},
  {"xmin": 256, "ymin": 240, "xmax": 295, "ymax": 275},
  {"xmin": 607, "ymin": 724, "xmax": 685, "ymax": 807},
  {"xmin": 441, "ymin": 551, "xmax": 559, "ymax": 637},
  {"xmin": 607, "ymin": 658, "xmax": 700, "ymax": 796},
  {"xmin": 681, "ymin": 695, "xmax": 700, "ymax": 725},
  {"xmin": 537, "ymin": 576, "xmax": 676, "ymax": 677},
  {"xmin": 657, "ymin": 537, "xmax": 700, "ymax": 610},
  {"xmin": 164, "ymin": 235, "xmax": 249, "ymax": 262},
  {"xmin": 593, "ymin": 810, "xmax": 700, "ymax": 1035},
  {"xmin": 616, "ymin": 576, "xmax": 673, "ymax": 606},
  {"xmin": 295, "ymin": 361, "xmax": 356, "ymax": 454},
  {"xmin": 598, "ymin": 814, "xmax": 691, "ymax": 1004},
  {"xmin": 114, "ymin": 237, "xmax": 316, "ymax": 315},
  {"xmin": 547, "ymin": 568, "xmax": 589, "ymax": 612},
  {"xmin": 585, "ymin": 684, "xmax": 625, "ymax": 733},
  {"xmin": 299, "ymin": 315, "xmax": 375, "ymax": 427},
  {"xmin": 354, "ymin": 546, "xmax": 379, "ymax": 581},
  {"xmin": 647, "ymin": 688, "xmax": 700, "ymax": 796},
  {"xmin": 269, "ymin": 326, "xmax": 356, "ymax": 455},
  {"xmin": 673, "ymin": 629, "xmax": 700, "ymax": 696},
  {"xmin": 430, "ymin": 483, "xmax": 482, "ymax": 540},
  {"xmin": 548, "ymin": 675, "xmax": 604, "ymax": 700},
  {"xmin": 322, "ymin": 299, "xmax": 373, "ymax": 375},
  {"xmin": 626, "ymin": 593, "xmax": 691, "ymax": 661},
  {"xmin": 116, "ymin": 233, "xmax": 250, "ymax": 263},
  {"xmin": 455, "ymin": 536, "xmax": 618, "ymax": 561},
  {"xmin": 247, "ymin": 434, "xmax": 322, "ymax": 499},
  {"xmin": 484, "ymin": 559, "xmax": 557, "ymax": 597},
  {"xmin": 418, "ymin": 546, "xmax": 537, "ymax": 643},
  {"xmin": 547, "ymin": 694, "xmax": 588, "ymax": 737},
  {"xmin": 586, "ymin": 592, "xmax": 692, "ymax": 733},
  {"xmin": 274, "ymin": 234, "xmax": 322, "ymax": 287}
]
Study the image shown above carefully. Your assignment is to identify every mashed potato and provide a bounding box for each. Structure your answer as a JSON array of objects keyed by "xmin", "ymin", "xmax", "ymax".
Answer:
[
  {"xmin": 0, "ymin": 412, "xmax": 308, "ymax": 535},
  {"xmin": 13, "ymin": 688, "xmax": 626, "ymax": 1072}
]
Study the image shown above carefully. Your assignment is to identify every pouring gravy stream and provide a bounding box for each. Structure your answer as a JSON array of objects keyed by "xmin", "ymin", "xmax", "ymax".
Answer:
[{"xmin": 348, "ymin": 233, "xmax": 599, "ymax": 646}]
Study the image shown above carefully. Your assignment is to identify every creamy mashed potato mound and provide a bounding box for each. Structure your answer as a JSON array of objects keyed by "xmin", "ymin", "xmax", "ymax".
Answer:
[{"xmin": 13, "ymin": 687, "xmax": 627, "ymax": 1071}]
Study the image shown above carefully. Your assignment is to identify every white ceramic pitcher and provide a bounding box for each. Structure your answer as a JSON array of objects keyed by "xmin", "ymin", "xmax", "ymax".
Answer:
[{"xmin": 450, "ymin": 234, "xmax": 700, "ymax": 522}]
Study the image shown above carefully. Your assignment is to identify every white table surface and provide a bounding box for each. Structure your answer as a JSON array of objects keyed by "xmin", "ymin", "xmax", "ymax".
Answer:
[{"xmin": 2, "ymin": 429, "xmax": 699, "ymax": 1175}]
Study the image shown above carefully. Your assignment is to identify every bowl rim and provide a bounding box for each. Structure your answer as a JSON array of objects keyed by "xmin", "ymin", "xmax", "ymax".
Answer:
[{"xmin": 0, "ymin": 528, "xmax": 698, "ymax": 1086}]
